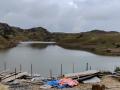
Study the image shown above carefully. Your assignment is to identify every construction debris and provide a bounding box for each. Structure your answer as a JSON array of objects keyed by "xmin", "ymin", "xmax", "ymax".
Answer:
[{"xmin": 1, "ymin": 70, "xmax": 116, "ymax": 90}]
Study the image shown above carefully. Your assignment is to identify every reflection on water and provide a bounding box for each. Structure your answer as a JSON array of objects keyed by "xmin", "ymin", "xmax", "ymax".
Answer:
[
  {"xmin": 19, "ymin": 42, "xmax": 56, "ymax": 49},
  {"xmin": 30, "ymin": 43, "xmax": 48, "ymax": 49}
]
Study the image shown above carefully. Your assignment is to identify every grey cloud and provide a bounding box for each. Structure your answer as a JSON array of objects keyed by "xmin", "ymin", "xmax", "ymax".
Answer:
[{"xmin": 0, "ymin": 0, "xmax": 120, "ymax": 32}]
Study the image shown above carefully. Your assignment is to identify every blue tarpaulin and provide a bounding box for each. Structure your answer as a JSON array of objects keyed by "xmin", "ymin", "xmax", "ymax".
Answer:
[
  {"xmin": 47, "ymin": 80, "xmax": 70, "ymax": 89},
  {"xmin": 47, "ymin": 80, "xmax": 59, "ymax": 87}
]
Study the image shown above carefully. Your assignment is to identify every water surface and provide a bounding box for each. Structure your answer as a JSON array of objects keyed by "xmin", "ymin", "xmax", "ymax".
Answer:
[{"xmin": 0, "ymin": 42, "xmax": 120, "ymax": 77}]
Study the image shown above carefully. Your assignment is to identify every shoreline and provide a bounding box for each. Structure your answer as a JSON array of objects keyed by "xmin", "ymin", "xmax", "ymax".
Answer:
[{"xmin": 57, "ymin": 43, "xmax": 120, "ymax": 56}]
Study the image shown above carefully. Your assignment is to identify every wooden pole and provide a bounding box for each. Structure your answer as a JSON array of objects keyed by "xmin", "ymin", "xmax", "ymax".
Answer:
[
  {"xmin": 15, "ymin": 67, "xmax": 16, "ymax": 79},
  {"xmin": 20, "ymin": 64, "xmax": 22, "ymax": 72},
  {"xmin": 4, "ymin": 62, "xmax": 6, "ymax": 71},
  {"xmin": 90, "ymin": 66, "xmax": 92, "ymax": 70},
  {"xmin": 49, "ymin": 69, "xmax": 52, "ymax": 79},
  {"xmin": 61, "ymin": 64, "xmax": 63, "ymax": 77},
  {"xmin": 31, "ymin": 64, "xmax": 33, "ymax": 77},
  {"xmin": 73, "ymin": 63, "xmax": 74, "ymax": 73},
  {"xmin": 86, "ymin": 62, "xmax": 89, "ymax": 71}
]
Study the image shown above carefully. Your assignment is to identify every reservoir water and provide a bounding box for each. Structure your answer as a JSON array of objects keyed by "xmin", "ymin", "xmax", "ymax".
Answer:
[{"xmin": 0, "ymin": 42, "xmax": 120, "ymax": 77}]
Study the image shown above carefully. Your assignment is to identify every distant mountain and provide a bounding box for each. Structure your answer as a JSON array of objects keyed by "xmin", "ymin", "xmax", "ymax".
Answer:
[{"xmin": 88, "ymin": 29, "xmax": 118, "ymax": 34}]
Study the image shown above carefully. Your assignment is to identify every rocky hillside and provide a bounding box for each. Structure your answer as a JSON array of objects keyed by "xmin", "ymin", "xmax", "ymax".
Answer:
[
  {"xmin": 0, "ymin": 23, "xmax": 17, "ymax": 49},
  {"xmin": 1, "ymin": 22, "xmax": 120, "ymax": 56},
  {"xmin": 24, "ymin": 27, "xmax": 51, "ymax": 41},
  {"xmin": 0, "ymin": 22, "xmax": 52, "ymax": 49}
]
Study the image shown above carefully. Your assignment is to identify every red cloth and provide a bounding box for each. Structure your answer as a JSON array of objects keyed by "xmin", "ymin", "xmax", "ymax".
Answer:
[{"xmin": 59, "ymin": 78, "xmax": 78, "ymax": 87}]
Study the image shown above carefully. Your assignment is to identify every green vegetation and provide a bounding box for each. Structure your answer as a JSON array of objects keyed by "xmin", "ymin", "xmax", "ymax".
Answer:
[{"xmin": 56, "ymin": 30, "xmax": 120, "ymax": 56}]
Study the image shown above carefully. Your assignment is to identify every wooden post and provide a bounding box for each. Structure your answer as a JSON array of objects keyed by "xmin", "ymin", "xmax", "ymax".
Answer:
[
  {"xmin": 4, "ymin": 62, "xmax": 6, "ymax": 71},
  {"xmin": 15, "ymin": 67, "xmax": 16, "ymax": 79},
  {"xmin": 86, "ymin": 62, "xmax": 89, "ymax": 71},
  {"xmin": 20, "ymin": 64, "xmax": 22, "ymax": 72},
  {"xmin": 31, "ymin": 64, "xmax": 33, "ymax": 77},
  {"xmin": 49, "ymin": 69, "xmax": 52, "ymax": 79},
  {"xmin": 90, "ymin": 66, "xmax": 92, "ymax": 70},
  {"xmin": 73, "ymin": 63, "xmax": 74, "ymax": 73},
  {"xmin": 61, "ymin": 64, "xmax": 63, "ymax": 77}
]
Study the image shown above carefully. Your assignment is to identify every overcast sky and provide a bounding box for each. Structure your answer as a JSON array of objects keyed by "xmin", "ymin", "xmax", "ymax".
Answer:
[{"xmin": 0, "ymin": 0, "xmax": 120, "ymax": 32}]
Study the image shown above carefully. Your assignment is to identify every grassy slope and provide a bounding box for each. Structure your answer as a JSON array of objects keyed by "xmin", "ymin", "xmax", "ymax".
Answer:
[{"xmin": 56, "ymin": 31, "xmax": 120, "ymax": 56}]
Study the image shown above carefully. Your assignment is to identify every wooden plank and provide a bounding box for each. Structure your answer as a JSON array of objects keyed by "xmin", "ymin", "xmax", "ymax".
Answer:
[
  {"xmin": 2, "ymin": 72, "xmax": 29, "ymax": 83},
  {"xmin": 64, "ymin": 70, "xmax": 99, "ymax": 78},
  {"xmin": 77, "ymin": 74, "xmax": 99, "ymax": 82},
  {"xmin": 0, "ymin": 70, "xmax": 11, "ymax": 78},
  {"xmin": 2, "ymin": 72, "xmax": 21, "ymax": 80}
]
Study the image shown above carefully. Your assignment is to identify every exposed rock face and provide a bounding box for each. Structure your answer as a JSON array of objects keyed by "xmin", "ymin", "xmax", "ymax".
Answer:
[{"xmin": 0, "ymin": 23, "xmax": 14, "ymax": 38}]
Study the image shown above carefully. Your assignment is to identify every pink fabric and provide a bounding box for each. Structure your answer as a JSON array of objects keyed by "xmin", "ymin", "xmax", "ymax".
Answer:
[{"xmin": 59, "ymin": 78, "xmax": 78, "ymax": 87}]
